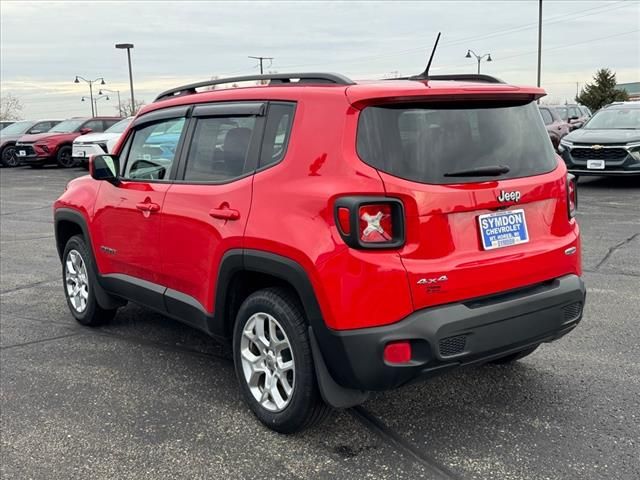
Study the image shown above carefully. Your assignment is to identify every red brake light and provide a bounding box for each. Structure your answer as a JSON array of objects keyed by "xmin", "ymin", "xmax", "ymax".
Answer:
[
  {"xmin": 359, "ymin": 204, "xmax": 393, "ymax": 243},
  {"xmin": 334, "ymin": 197, "xmax": 405, "ymax": 249},
  {"xmin": 337, "ymin": 207, "xmax": 351, "ymax": 235},
  {"xmin": 384, "ymin": 341, "xmax": 412, "ymax": 364},
  {"xmin": 567, "ymin": 174, "xmax": 577, "ymax": 218}
]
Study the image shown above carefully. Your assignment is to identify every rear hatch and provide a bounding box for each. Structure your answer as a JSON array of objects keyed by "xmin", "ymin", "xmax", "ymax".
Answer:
[{"xmin": 356, "ymin": 97, "xmax": 579, "ymax": 310}]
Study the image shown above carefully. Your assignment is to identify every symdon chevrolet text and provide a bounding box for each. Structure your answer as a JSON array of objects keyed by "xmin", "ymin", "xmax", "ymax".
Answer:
[{"xmin": 54, "ymin": 72, "xmax": 586, "ymax": 433}]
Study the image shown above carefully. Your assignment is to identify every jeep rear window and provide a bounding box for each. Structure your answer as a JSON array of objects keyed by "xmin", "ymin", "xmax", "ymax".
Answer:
[{"xmin": 357, "ymin": 101, "xmax": 556, "ymax": 185}]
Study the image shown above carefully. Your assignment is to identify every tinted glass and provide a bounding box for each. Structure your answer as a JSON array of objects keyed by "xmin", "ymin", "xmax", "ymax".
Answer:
[
  {"xmin": 0, "ymin": 121, "xmax": 34, "ymax": 135},
  {"xmin": 260, "ymin": 103, "xmax": 295, "ymax": 168},
  {"xmin": 554, "ymin": 107, "xmax": 569, "ymax": 121},
  {"xmin": 357, "ymin": 101, "xmax": 556, "ymax": 185},
  {"xmin": 123, "ymin": 117, "xmax": 186, "ymax": 180},
  {"xmin": 83, "ymin": 120, "xmax": 105, "ymax": 132},
  {"xmin": 569, "ymin": 107, "xmax": 581, "ymax": 118},
  {"xmin": 50, "ymin": 119, "xmax": 85, "ymax": 133},
  {"xmin": 584, "ymin": 108, "xmax": 640, "ymax": 130},
  {"xmin": 31, "ymin": 121, "xmax": 55, "ymax": 133},
  {"xmin": 184, "ymin": 116, "xmax": 256, "ymax": 182},
  {"xmin": 105, "ymin": 117, "xmax": 133, "ymax": 134},
  {"xmin": 539, "ymin": 108, "xmax": 553, "ymax": 125}
]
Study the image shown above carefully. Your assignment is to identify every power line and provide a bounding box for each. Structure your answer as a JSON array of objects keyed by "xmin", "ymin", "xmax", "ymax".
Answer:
[{"xmin": 248, "ymin": 56, "xmax": 273, "ymax": 75}]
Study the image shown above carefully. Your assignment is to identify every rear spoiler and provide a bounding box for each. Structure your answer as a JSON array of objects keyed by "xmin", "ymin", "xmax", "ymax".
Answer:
[{"xmin": 346, "ymin": 83, "xmax": 546, "ymax": 109}]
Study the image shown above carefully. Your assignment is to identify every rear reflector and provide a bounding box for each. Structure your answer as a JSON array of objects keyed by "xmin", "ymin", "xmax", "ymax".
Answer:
[
  {"xmin": 383, "ymin": 341, "xmax": 412, "ymax": 364},
  {"xmin": 337, "ymin": 207, "xmax": 351, "ymax": 235},
  {"xmin": 567, "ymin": 174, "xmax": 578, "ymax": 218}
]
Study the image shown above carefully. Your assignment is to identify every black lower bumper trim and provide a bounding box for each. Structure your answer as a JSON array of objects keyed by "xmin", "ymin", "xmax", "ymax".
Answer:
[{"xmin": 314, "ymin": 274, "xmax": 586, "ymax": 391}]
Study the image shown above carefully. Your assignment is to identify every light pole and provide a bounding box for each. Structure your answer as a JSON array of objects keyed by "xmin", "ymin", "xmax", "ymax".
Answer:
[
  {"xmin": 74, "ymin": 76, "xmax": 106, "ymax": 117},
  {"xmin": 82, "ymin": 95, "xmax": 109, "ymax": 117},
  {"xmin": 99, "ymin": 88, "xmax": 122, "ymax": 115},
  {"xmin": 115, "ymin": 43, "xmax": 135, "ymax": 114},
  {"xmin": 465, "ymin": 49, "xmax": 492, "ymax": 74}
]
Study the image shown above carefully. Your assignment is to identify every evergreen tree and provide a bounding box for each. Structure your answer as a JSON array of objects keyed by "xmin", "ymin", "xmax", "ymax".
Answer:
[{"xmin": 575, "ymin": 69, "xmax": 629, "ymax": 111}]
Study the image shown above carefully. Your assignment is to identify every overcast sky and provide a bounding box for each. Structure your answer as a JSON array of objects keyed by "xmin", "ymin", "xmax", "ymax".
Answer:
[{"xmin": 1, "ymin": 0, "xmax": 638, "ymax": 119}]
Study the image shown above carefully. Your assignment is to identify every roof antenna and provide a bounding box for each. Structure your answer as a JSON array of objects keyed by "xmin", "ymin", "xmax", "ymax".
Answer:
[{"xmin": 414, "ymin": 32, "xmax": 441, "ymax": 80}]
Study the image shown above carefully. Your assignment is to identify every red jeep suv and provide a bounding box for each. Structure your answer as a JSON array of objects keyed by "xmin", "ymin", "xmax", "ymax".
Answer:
[
  {"xmin": 17, "ymin": 117, "xmax": 121, "ymax": 168},
  {"xmin": 54, "ymin": 73, "xmax": 585, "ymax": 433}
]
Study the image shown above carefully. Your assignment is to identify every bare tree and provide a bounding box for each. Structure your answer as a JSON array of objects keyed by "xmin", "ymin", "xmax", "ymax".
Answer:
[
  {"xmin": 0, "ymin": 93, "xmax": 23, "ymax": 121},
  {"xmin": 115, "ymin": 99, "xmax": 146, "ymax": 117}
]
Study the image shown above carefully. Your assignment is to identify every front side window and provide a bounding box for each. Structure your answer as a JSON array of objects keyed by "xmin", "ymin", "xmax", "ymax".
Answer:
[
  {"xmin": 539, "ymin": 108, "xmax": 553, "ymax": 125},
  {"xmin": 123, "ymin": 117, "xmax": 186, "ymax": 180},
  {"xmin": 183, "ymin": 116, "xmax": 257, "ymax": 182},
  {"xmin": 357, "ymin": 100, "xmax": 556, "ymax": 185},
  {"xmin": 50, "ymin": 119, "xmax": 85, "ymax": 133},
  {"xmin": 568, "ymin": 107, "xmax": 581, "ymax": 119},
  {"xmin": 83, "ymin": 120, "xmax": 105, "ymax": 132}
]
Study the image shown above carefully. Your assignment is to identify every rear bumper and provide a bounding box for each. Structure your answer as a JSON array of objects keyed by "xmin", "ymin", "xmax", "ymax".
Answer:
[{"xmin": 315, "ymin": 274, "xmax": 586, "ymax": 391}]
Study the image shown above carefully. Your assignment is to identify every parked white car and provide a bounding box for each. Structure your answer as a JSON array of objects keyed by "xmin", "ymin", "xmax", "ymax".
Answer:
[{"xmin": 72, "ymin": 117, "xmax": 133, "ymax": 166}]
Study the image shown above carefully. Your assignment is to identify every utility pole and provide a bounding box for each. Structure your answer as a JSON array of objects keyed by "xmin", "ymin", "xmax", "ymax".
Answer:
[
  {"xmin": 248, "ymin": 56, "xmax": 273, "ymax": 75},
  {"xmin": 537, "ymin": 0, "xmax": 543, "ymax": 88},
  {"xmin": 576, "ymin": 82, "xmax": 579, "ymax": 97}
]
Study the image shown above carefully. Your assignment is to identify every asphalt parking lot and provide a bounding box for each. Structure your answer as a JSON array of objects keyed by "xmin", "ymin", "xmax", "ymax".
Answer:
[{"xmin": 1, "ymin": 166, "xmax": 638, "ymax": 480}]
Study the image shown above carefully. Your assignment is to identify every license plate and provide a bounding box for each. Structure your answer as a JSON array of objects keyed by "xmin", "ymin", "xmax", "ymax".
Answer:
[
  {"xmin": 587, "ymin": 159, "xmax": 605, "ymax": 169},
  {"xmin": 478, "ymin": 209, "xmax": 529, "ymax": 250},
  {"xmin": 18, "ymin": 150, "xmax": 26, "ymax": 156}
]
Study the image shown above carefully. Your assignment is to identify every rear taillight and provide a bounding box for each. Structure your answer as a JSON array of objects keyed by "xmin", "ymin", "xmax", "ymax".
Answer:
[
  {"xmin": 567, "ymin": 174, "xmax": 578, "ymax": 218},
  {"xmin": 334, "ymin": 197, "xmax": 405, "ymax": 249}
]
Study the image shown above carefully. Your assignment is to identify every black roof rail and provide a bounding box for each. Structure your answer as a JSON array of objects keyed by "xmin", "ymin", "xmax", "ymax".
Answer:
[
  {"xmin": 154, "ymin": 72, "xmax": 355, "ymax": 102},
  {"xmin": 392, "ymin": 73, "xmax": 505, "ymax": 84}
]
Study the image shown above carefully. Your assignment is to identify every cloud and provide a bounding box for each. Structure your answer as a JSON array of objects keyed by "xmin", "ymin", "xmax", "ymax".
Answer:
[{"xmin": 1, "ymin": 0, "xmax": 638, "ymax": 117}]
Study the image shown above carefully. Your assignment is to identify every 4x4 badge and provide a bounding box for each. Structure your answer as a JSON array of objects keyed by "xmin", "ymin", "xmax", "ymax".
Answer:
[
  {"xmin": 497, "ymin": 190, "xmax": 521, "ymax": 202},
  {"xmin": 417, "ymin": 275, "xmax": 448, "ymax": 285}
]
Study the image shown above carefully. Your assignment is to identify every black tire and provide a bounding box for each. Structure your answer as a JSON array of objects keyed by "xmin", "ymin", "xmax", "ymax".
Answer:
[
  {"xmin": 57, "ymin": 145, "xmax": 75, "ymax": 168},
  {"xmin": 233, "ymin": 287, "xmax": 331, "ymax": 433},
  {"xmin": 0, "ymin": 145, "xmax": 19, "ymax": 167},
  {"xmin": 62, "ymin": 235, "xmax": 117, "ymax": 326},
  {"xmin": 490, "ymin": 345, "xmax": 539, "ymax": 364}
]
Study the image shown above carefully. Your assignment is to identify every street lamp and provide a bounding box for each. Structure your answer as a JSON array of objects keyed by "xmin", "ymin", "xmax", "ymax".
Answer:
[
  {"xmin": 99, "ymin": 88, "xmax": 122, "ymax": 115},
  {"xmin": 74, "ymin": 75, "xmax": 106, "ymax": 117},
  {"xmin": 115, "ymin": 43, "xmax": 135, "ymax": 114},
  {"xmin": 82, "ymin": 95, "xmax": 109, "ymax": 116},
  {"xmin": 465, "ymin": 49, "xmax": 492, "ymax": 74}
]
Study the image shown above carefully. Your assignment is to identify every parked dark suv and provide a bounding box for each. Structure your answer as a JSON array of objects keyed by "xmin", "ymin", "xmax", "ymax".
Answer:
[
  {"xmin": 54, "ymin": 72, "xmax": 585, "ymax": 432},
  {"xmin": 16, "ymin": 117, "xmax": 121, "ymax": 168},
  {"xmin": 559, "ymin": 102, "xmax": 640, "ymax": 176},
  {"xmin": 0, "ymin": 120, "xmax": 61, "ymax": 167}
]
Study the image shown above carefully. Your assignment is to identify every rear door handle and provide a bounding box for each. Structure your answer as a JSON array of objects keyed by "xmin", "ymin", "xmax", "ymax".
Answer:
[
  {"xmin": 136, "ymin": 202, "xmax": 160, "ymax": 212},
  {"xmin": 209, "ymin": 207, "xmax": 240, "ymax": 220}
]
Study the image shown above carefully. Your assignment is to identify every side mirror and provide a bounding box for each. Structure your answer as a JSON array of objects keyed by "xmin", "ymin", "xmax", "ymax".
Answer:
[
  {"xmin": 80, "ymin": 127, "xmax": 93, "ymax": 135},
  {"xmin": 29, "ymin": 129, "xmax": 43, "ymax": 134},
  {"xmin": 90, "ymin": 154, "xmax": 119, "ymax": 184}
]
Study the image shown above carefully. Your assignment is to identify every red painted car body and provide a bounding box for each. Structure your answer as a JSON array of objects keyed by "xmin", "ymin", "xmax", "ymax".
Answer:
[
  {"xmin": 54, "ymin": 74, "xmax": 585, "ymax": 393},
  {"xmin": 17, "ymin": 117, "xmax": 121, "ymax": 167}
]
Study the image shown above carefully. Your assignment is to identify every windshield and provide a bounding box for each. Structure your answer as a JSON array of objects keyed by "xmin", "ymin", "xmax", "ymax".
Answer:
[
  {"xmin": 50, "ymin": 119, "xmax": 85, "ymax": 133},
  {"xmin": 105, "ymin": 117, "xmax": 133, "ymax": 134},
  {"xmin": 357, "ymin": 100, "xmax": 556, "ymax": 185},
  {"xmin": 584, "ymin": 108, "xmax": 640, "ymax": 130},
  {"xmin": 0, "ymin": 121, "xmax": 34, "ymax": 136}
]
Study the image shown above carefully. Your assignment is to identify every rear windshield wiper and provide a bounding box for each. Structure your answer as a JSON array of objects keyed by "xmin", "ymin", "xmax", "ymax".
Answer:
[{"xmin": 444, "ymin": 165, "xmax": 510, "ymax": 177}]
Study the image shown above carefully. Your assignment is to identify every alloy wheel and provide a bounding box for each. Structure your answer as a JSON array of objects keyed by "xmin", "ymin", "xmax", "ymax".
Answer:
[
  {"xmin": 2, "ymin": 147, "xmax": 18, "ymax": 167},
  {"xmin": 240, "ymin": 312, "xmax": 295, "ymax": 412},
  {"xmin": 65, "ymin": 249, "xmax": 89, "ymax": 313}
]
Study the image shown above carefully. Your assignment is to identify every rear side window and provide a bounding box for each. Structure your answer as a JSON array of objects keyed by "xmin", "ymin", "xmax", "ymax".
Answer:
[
  {"xmin": 183, "ymin": 116, "xmax": 257, "ymax": 182},
  {"xmin": 259, "ymin": 102, "xmax": 295, "ymax": 168},
  {"xmin": 539, "ymin": 108, "xmax": 553, "ymax": 125},
  {"xmin": 357, "ymin": 101, "xmax": 557, "ymax": 185}
]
